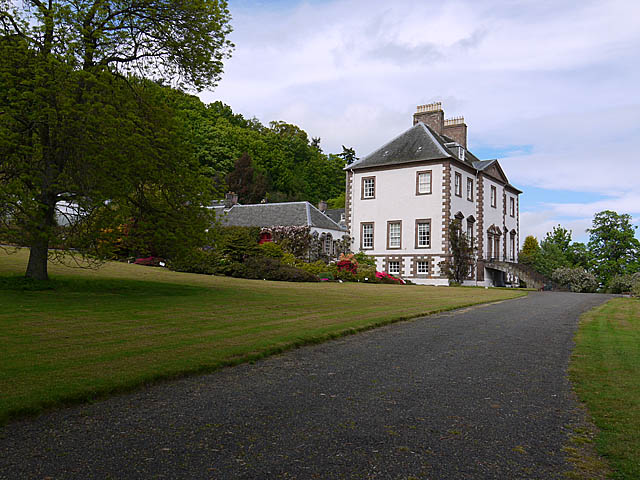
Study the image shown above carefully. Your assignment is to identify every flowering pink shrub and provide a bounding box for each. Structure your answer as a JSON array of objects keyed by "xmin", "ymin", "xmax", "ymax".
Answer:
[{"xmin": 375, "ymin": 271, "xmax": 404, "ymax": 284}]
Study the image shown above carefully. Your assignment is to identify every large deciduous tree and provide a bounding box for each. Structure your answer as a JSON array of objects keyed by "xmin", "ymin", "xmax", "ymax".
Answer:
[
  {"xmin": 0, "ymin": 0, "xmax": 233, "ymax": 279},
  {"xmin": 587, "ymin": 210, "xmax": 640, "ymax": 286}
]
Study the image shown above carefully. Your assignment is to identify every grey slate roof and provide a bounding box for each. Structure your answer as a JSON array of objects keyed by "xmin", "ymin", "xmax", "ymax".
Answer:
[
  {"xmin": 212, "ymin": 202, "xmax": 346, "ymax": 231},
  {"xmin": 324, "ymin": 208, "xmax": 345, "ymax": 225},
  {"xmin": 347, "ymin": 121, "xmax": 521, "ymax": 192},
  {"xmin": 348, "ymin": 123, "xmax": 452, "ymax": 170}
]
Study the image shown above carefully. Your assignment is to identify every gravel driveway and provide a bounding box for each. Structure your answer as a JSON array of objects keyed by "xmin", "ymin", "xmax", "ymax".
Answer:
[{"xmin": 0, "ymin": 292, "xmax": 611, "ymax": 479}]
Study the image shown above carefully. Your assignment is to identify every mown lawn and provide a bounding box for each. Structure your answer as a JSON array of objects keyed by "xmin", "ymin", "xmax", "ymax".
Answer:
[
  {"xmin": 570, "ymin": 297, "xmax": 640, "ymax": 479},
  {"xmin": 1, "ymin": 248, "xmax": 525, "ymax": 425}
]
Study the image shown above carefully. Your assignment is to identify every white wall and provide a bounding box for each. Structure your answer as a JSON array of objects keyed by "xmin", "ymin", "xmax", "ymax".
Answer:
[{"xmin": 350, "ymin": 163, "xmax": 445, "ymax": 277}]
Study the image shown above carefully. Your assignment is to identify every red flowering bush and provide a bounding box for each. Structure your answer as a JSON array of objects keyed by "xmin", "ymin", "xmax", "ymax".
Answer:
[
  {"xmin": 375, "ymin": 271, "xmax": 404, "ymax": 284},
  {"xmin": 336, "ymin": 253, "xmax": 358, "ymax": 274}
]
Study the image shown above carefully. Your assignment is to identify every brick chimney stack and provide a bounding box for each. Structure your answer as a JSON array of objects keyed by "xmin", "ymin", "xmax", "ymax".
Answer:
[
  {"xmin": 224, "ymin": 192, "xmax": 238, "ymax": 208},
  {"xmin": 413, "ymin": 102, "xmax": 468, "ymax": 149},
  {"xmin": 443, "ymin": 117, "xmax": 467, "ymax": 149},
  {"xmin": 413, "ymin": 102, "xmax": 444, "ymax": 133}
]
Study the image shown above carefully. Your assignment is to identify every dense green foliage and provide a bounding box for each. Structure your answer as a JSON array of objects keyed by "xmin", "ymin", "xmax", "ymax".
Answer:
[
  {"xmin": 551, "ymin": 267, "xmax": 598, "ymax": 293},
  {"xmin": 0, "ymin": 1, "xmax": 233, "ymax": 279},
  {"xmin": 519, "ymin": 235, "xmax": 540, "ymax": 266},
  {"xmin": 164, "ymin": 90, "xmax": 347, "ymax": 204},
  {"xmin": 523, "ymin": 212, "xmax": 639, "ymax": 289},
  {"xmin": 588, "ymin": 211, "xmax": 640, "ymax": 287}
]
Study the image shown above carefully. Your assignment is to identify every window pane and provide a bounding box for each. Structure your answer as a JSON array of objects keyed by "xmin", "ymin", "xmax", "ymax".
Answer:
[
  {"xmin": 388, "ymin": 261, "xmax": 400, "ymax": 274},
  {"xmin": 362, "ymin": 224, "xmax": 373, "ymax": 248},
  {"xmin": 389, "ymin": 222, "xmax": 401, "ymax": 247},
  {"xmin": 417, "ymin": 222, "xmax": 431, "ymax": 247},
  {"xmin": 363, "ymin": 178, "xmax": 375, "ymax": 198},
  {"xmin": 418, "ymin": 172, "xmax": 431, "ymax": 194},
  {"xmin": 417, "ymin": 261, "xmax": 429, "ymax": 274}
]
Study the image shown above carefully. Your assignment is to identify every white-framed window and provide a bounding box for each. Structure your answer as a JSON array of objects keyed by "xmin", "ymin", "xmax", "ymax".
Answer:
[
  {"xmin": 362, "ymin": 177, "xmax": 375, "ymax": 199},
  {"xmin": 416, "ymin": 171, "xmax": 432, "ymax": 195},
  {"xmin": 388, "ymin": 221, "xmax": 401, "ymax": 249},
  {"xmin": 467, "ymin": 222, "xmax": 474, "ymax": 247},
  {"xmin": 455, "ymin": 172, "xmax": 462, "ymax": 197},
  {"xmin": 416, "ymin": 220, "xmax": 431, "ymax": 248},
  {"xmin": 510, "ymin": 234, "xmax": 516, "ymax": 261},
  {"xmin": 361, "ymin": 223, "xmax": 374, "ymax": 249},
  {"xmin": 467, "ymin": 178, "xmax": 474, "ymax": 201},
  {"xmin": 388, "ymin": 260, "xmax": 400, "ymax": 275},
  {"xmin": 509, "ymin": 197, "xmax": 515, "ymax": 217},
  {"xmin": 491, "ymin": 185, "xmax": 497, "ymax": 208},
  {"xmin": 417, "ymin": 260, "xmax": 429, "ymax": 275}
]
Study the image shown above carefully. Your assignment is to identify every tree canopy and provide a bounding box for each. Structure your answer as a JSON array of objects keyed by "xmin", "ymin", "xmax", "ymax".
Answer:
[
  {"xmin": 521, "ymin": 211, "xmax": 639, "ymax": 288},
  {"xmin": 162, "ymin": 89, "xmax": 347, "ymax": 204},
  {"xmin": 0, "ymin": 1, "xmax": 233, "ymax": 280},
  {"xmin": 587, "ymin": 210, "xmax": 640, "ymax": 285}
]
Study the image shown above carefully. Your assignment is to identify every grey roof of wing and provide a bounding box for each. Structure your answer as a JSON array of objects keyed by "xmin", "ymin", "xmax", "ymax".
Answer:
[
  {"xmin": 308, "ymin": 204, "xmax": 347, "ymax": 230},
  {"xmin": 348, "ymin": 122, "xmax": 452, "ymax": 170},
  {"xmin": 324, "ymin": 208, "xmax": 345, "ymax": 224},
  {"xmin": 212, "ymin": 202, "xmax": 345, "ymax": 231}
]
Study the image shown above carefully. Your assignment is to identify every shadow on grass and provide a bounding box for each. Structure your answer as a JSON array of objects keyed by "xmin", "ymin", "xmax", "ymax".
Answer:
[{"xmin": 0, "ymin": 275, "xmax": 207, "ymax": 297}]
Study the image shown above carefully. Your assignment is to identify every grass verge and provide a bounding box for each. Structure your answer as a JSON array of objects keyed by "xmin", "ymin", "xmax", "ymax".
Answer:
[
  {"xmin": 569, "ymin": 297, "xmax": 640, "ymax": 479},
  {"xmin": 1, "ymin": 248, "xmax": 526, "ymax": 426}
]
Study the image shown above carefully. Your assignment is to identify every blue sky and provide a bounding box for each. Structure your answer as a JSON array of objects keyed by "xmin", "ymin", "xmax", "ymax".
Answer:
[{"xmin": 200, "ymin": 0, "xmax": 640, "ymax": 244}]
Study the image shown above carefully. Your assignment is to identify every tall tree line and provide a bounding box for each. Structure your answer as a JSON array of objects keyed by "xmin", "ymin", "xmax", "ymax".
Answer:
[{"xmin": 164, "ymin": 90, "xmax": 347, "ymax": 205}]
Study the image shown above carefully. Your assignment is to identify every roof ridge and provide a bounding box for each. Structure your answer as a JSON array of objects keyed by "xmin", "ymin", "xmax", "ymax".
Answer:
[{"xmin": 232, "ymin": 201, "xmax": 307, "ymax": 208}]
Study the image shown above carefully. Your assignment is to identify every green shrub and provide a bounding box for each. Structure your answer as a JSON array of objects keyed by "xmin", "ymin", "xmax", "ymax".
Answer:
[
  {"xmin": 297, "ymin": 260, "xmax": 327, "ymax": 276},
  {"xmin": 212, "ymin": 226, "xmax": 260, "ymax": 262},
  {"xmin": 318, "ymin": 271, "xmax": 334, "ymax": 281},
  {"xmin": 354, "ymin": 252, "xmax": 376, "ymax": 267},
  {"xmin": 608, "ymin": 273, "xmax": 640, "ymax": 293},
  {"xmin": 257, "ymin": 241, "xmax": 284, "ymax": 259},
  {"xmin": 241, "ymin": 257, "xmax": 318, "ymax": 282},
  {"xmin": 335, "ymin": 269, "xmax": 356, "ymax": 282},
  {"xmin": 552, "ymin": 267, "xmax": 598, "ymax": 293},
  {"xmin": 280, "ymin": 252, "xmax": 297, "ymax": 266},
  {"xmin": 168, "ymin": 249, "xmax": 221, "ymax": 275},
  {"xmin": 355, "ymin": 265, "xmax": 377, "ymax": 283}
]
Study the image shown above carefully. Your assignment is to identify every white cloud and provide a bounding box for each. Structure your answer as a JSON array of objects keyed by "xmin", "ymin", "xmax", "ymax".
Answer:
[{"xmin": 200, "ymin": 0, "xmax": 640, "ymax": 240}]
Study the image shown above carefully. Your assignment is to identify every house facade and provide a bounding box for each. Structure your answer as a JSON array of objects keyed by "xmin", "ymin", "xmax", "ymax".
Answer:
[{"xmin": 346, "ymin": 103, "xmax": 521, "ymax": 286}]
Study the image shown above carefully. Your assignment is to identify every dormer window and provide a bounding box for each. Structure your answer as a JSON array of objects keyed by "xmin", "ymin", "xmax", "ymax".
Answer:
[{"xmin": 458, "ymin": 146, "xmax": 465, "ymax": 161}]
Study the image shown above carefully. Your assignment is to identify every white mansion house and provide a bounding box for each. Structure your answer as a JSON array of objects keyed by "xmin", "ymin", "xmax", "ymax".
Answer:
[{"xmin": 346, "ymin": 102, "xmax": 521, "ymax": 286}]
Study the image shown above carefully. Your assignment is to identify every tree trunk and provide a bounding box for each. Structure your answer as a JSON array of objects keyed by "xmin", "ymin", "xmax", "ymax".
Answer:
[
  {"xmin": 25, "ymin": 196, "xmax": 56, "ymax": 281},
  {"xmin": 26, "ymin": 239, "xmax": 49, "ymax": 280}
]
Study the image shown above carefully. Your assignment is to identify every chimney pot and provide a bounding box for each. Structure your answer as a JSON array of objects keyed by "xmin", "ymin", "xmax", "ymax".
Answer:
[{"xmin": 318, "ymin": 200, "xmax": 327, "ymax": 213}]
